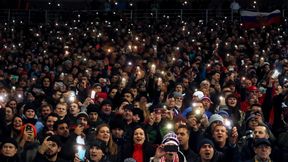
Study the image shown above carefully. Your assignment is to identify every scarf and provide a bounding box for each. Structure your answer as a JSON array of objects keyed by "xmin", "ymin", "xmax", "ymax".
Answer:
[
  {"xmin": 133, "ymin": 144, "xmax": 143, "ymax": 162},
  {"xmin": 159, "ymin": 154, "xmax": 179, "ymax": 162}
]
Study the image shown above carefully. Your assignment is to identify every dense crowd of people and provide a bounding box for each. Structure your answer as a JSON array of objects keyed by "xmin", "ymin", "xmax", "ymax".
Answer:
[{"xmin": 0, "ymin": 11, "xmax": 288, "ymax": 162}]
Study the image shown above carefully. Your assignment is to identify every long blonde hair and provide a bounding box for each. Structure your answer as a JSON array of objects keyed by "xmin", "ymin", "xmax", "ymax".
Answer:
[{"xmin": 95, "ymin": 123, "xmax": 118, "ymax": 156}]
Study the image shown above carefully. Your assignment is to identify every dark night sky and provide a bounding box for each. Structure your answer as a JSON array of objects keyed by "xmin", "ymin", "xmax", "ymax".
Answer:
[{"xmin": 0, "ymin": 0, "xmax": 286, "ymax": 10}]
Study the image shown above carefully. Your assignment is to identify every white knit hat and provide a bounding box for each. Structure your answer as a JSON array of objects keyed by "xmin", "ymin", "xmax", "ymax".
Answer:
[{"xmin": 162, "ymin": 131, "xmax": 179, "ymax": 146}]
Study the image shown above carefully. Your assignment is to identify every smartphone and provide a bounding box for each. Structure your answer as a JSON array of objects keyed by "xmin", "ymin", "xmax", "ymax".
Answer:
[
  {"xmin": 164, "ymin": 145, "xmax": 178, "ymax": 152},
  {"xmin": 91, "ymin": 90, "xmax": 96, "ymax": 99},
  {"xmin": 76, "ymin": 136, "xmax": 85, "ymax": 161},
  {"xmin": 26, "ymin": 125, "xmax": 32, "ymax": 132},
  {"xmin": 76, "ymin": 145, "xmax": 86, "ymax": 161}
]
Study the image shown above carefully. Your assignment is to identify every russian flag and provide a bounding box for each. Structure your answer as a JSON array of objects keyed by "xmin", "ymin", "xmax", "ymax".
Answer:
[{"xmin": 240, "ymin": 10, "xmax": 282, "ymax": 29}]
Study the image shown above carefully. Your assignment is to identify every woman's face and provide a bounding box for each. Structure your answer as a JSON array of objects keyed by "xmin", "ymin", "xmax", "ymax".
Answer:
[
  {"xmin": 89, "ymin": 146, "xmax": 104, "ymax": 161},
  {"xmin": 227, "ymin": 97, "xmax": 237, "ymax": 107},
  {"xmin": 96, "ymin": 126, "xmax": 110, "ymax": 143},
  {"xmin": 133, "ymin": 128, "xmax": 145, "ymax": 145},
  {"xmin": 69, "ymin": 103, "xmax": 80, "ymax": 116},
  {"xmin": 8, "ymin": 101, "xmax": 17, "ymax": 110},
  {"xmin": 13, "ymin": 117, "xmax": 23, "ymax": 130},
  {"xmin": 43, "ymin": 78, "xmax": 51, "ymax": 87}
]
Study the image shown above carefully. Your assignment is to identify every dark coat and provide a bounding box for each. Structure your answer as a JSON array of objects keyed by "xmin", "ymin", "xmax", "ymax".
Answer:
[
  {"xmin": 243, "ymin": 157, "xmax": 275, "ymax": 162},
  {"xmin": 0, "ymin": 154, "xmax": 20, "ymax": 162},
  {"xmin": 180, "ymin": 147, "xmax": 198, "ymax": 161},
  {"xmin": 33, "ymin": 152, "xmax": 69, "ymax": 162},
  {"xmin": 121, "ymin": 141, "xmax": 155, "ymax": 162},
  {"xmin": 195, "ymin": 151, "xmax": 226, "ymax": 162}
]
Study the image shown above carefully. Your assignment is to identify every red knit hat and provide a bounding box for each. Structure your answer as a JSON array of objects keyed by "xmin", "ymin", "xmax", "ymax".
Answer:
[{"xmin": 20, "ymin": 123, "xmax": 37, "ymax": 138}]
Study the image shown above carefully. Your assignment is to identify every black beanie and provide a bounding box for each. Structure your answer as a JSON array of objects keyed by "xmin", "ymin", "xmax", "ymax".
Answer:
[
  {"xmin": 100, "ymin": 99, "xmax": 113, "ymax": 107},
  {"xmin": 0, "ymin": 138, "xmax": 18, "ymax": 149},
  {"xmin": 197, "ymin": 138, "xmax": 215, "ymax": 153},
  {"xmin": 87, "ymin": 104, "xmax": 100, "ymax": 114},
  {"xmin": 23, "ymin": 103, "xmax": 36, "ymax": 114},
  {"xmin": 88, "ymin": 139, "xmax": 107, "ymax": 153}
]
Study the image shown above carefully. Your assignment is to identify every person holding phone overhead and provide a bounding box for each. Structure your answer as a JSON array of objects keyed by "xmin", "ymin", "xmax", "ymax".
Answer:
[
  {"xmin": 150, "ymin": 131, "xmax": 187, "ymax": 162},
  {"xmin": 18, "ymin": 123, "xmax": 40, "ymax": 162}
]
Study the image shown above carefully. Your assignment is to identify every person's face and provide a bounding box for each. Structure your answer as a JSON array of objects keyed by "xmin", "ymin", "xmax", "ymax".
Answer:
[
  {"xmin": 56, "ymin": 123, "xmax": 69, "ymax": 137},
  {"xmin": 55, "ymin": 105, "xmax": 67, "ymax": 117},
  {"xmin": 175, "ymin": 85, "xmax": 183, "ymax": 93},
  {"xmin": 166, "ymin": 97, "xmax": 175, "ymax": 108},
  {"xmin": 182, "ymin": 79, "xmax": 189, "ymax": 87},
  {"xmin": 89, "ymin": 146, "xmax": 104, "ymax": 161},
  {"xmin": 251, "ymin": 106, "xmax": 263, "ymax": 121},
  {"xmin": 13, "ymin": 117, "xmax": 23, "ymax": 130},
  {"xmin": 245, "ymin": 80, "xmax": 253, "ymax": 87},
  {"xmin": 187, "ymin": 114, "xmax": 199, "ymax": 128},
  {"xmin": 5, "ymin": 107, "xmax": 14, "ymax": 122},
  {"xmin": 53, "ymin": 91, "xmax": 62, "ymax": 100},
  {"xmin": 77, "ymin": 117, "xmax": 88, "ymax": 127},
  {"xmin": 101, "ymin": 104, "xmax": 112, "ymax": 115},
  {"xmin": 175, "ymin": 96, "xmax": 183, "ymax": 105},
  {"xmin": 1, "ymin": 143, "xmax": 17, "ymax": 157},
  {"xmin": 96, "ymin": 126, "xmax": 110, "ymax": 143},
  {"xmin": 25, "ymin": 109, "xmax": 35, "ymax": 119},
  {"xmin": 254, "ymin": 126, "xmax": 269, "ymax": 139},
  {"xmin": 41, "ymin": 106, "xmax": 52, "ymax": 118},
  {"xmin": 251, "ymin": 106, "xmax": 262, "ymax": 114},
  {"xmin": 123, "ymin": 109, "xmax": 133, "ymax": 121},
  {"xmin": 89, "ymin": 112, "xmax": 98, "ymax": 122},
  {"xmin": 111, "ymin": 75, "xmax": 119, "ymax": 83},
  {"xmin": 45, "ymin": 141, "xmax": 61, "ymax": 158},
  {"xmin": 111, "ymin": 128, "xmax": 124, "ymax": 139},
  {"xmin": 46, "ymin": 116, "xmax": 58, "ymax": 131},
  {"xmin": 27, "ymin": 93, "xmax": 35, "ymax": 102},
  {"xmin": 133, "ymin": 102, "xmax": 140, "ymax": 109},
  {"xmin": 133, "ymin": 128, "xmax": 145, "ymax": 144},
  {"xmin": 227, "ymin": 97, "xmax": 237, "ymax": 107},
  {"xmin": 212, "ymin": 73, "xmax": 221, "ymax": 82},
  {"xmin": 43, "ymin": 78, "xmax": 51, "ymax": 87},
  {"xmin": 201, "ymin": 99, "xmax": 211, "ymax": 109},
  {"xmin": 248, "ymin": 118, "xmax": 259, "ymax": 130},
  {"xmin": 133, "ymin": 113, "xmax": 141, "ymax": 123},
  {"xmin": 176, "ymin": 128, "xmax": 189, "ymax": 146},
  {"xmin": 199, "ymin": 144, "xmax": 214, "ymax": 161},
  {"xmin": 154, "ymin": 111, "xmax": 162, "ymax": 123},
  {"xmin": 200, "ymin": 81, "xmax": 210, "ymax": 89},
  {"xmin": 212, "ymin": 125, "xmax": 228, "ymax": 144},
  {"xmin": 95, "ymin": 86, "xmax": 102, "ymax": 93},
  {"xmin": 123, "ymin": 93, "xmax": 133, "ymax": 102},
  {"xmin": 8, "ymin": 101, "xmax": 17, "ymax": 110},
  {"xmin": 109, "ymin": 89, "xmax": 117, "ymax": 98},
  {"xmin": 254, "ymin": 145, "xmax": 272, "ymax": 160},
  {"xmin": 69, "ymin": 103, "xmax": 80, "ymax": 116},
  {"xmin": 130, "ymin": 88, "xmax": 138, "ymax": 98}
]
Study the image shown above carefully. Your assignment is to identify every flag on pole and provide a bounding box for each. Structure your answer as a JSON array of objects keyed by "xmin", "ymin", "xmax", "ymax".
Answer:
[{"xmin": 240, "ymin": 10, "xmax": 282, "ymax": 29}]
